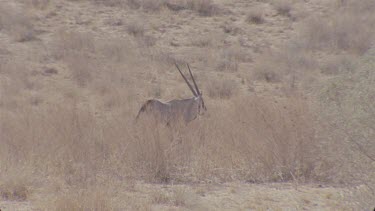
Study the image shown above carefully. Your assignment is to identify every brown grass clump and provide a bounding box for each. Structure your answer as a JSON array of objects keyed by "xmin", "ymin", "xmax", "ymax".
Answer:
[
  {"xmin": 253, "ymin": 45, "xmax": 315, "ymax": 84},
  {"xmin": 246, "ymin": 10, "xmax": 265, "ymax": 24},
  {"xmin": 301, "ymin": 8, "xmax": 375, "ymax": 55},
  {"xmin": 188, "ymin": 0, "xmax": 220, "ymax": 16},
  {"xmin": 216, "ymin": 46, "xmax": 249, "ymax": 72},
  {"xmin": 273, "ymin": 0, "xmax": 293, "ymax": 17},
  {"xmin": 127, "ymin": 20, "xmax": 146, "ymax": 37},
  {"xmin": 24, "ymin": 0, "xmax": 51, "ymax": 10},
  {"xmin": 207, "ymin": 78, "xmax": 237, "ymax": 99},
  {"xmin": 0, "ymin": 179, "xmax": 29, "ymax": 201},
  {"xmin": 0, "ymin": 3, "xmax": 37, "ymax": 42}
]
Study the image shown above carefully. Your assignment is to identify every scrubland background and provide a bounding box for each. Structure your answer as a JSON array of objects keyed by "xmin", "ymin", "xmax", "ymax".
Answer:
[{"xmin": 0, "ymin": 0, "xmax": 374, "ymax": 210}]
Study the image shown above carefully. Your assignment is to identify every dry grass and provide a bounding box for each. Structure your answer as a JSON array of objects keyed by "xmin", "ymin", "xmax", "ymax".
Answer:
[
  {"xmin": 0, "ymin": 94, "xmax": 317, "ymax": 185},
  {"xmin": 273, "ymin": 0, "xmax": 293, "ymax": 17},
  {"xmin": 0, "ymin": 3, "xmax": 37, "ymax": 42},
  {"xmin": 317, "ymin": 46, "xmax": 375, "ymax": 206},
  {"xmin": 300, "ymin": 1, "xmax": 375, "ymax": 55},
  {"xmin": 0, "ymin": 179, "xmax": 29, "ymax": 201},
  {"xmin": 246, "ymin": 9, "xmax": 265, "ymax": 24},
  {"xmin": 43, "ymin": 188, "xmax": 113, "ymax": 210},
  {"xmin": 127, "ymin": 20, "xmax": 145, "ymax": 37},
  {"xmin": 207, "ymin": 78, "xmax": 237, "ymax": 99},
  {"xmin": 0, "ymin": 0, "xmax": 374, "ymax": 209},
  {"xmin": 216, "ymin": 46, "xmax": 249, "ymax": 72},
  {"xmin": 91, "ymin": 0, "xmax": 221, "ymax": 16},
  {"xmin": 187, "ymin": 0, "xmax": 220, "ymax": 16}
]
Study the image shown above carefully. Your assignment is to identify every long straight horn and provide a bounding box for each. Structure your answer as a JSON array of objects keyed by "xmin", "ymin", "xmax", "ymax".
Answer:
[
  {"xmin": 175, "ymin": 63, "xmax": 197, "ymax": 96},
  {"xmin": 186, "ymin": 63, "xmax": 200, "ymax": 95}
]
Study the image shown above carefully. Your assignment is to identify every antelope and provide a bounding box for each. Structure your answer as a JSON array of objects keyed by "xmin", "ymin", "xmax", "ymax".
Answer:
[{"xmin": 136, "ymin": 63, "xmax": 206, "ymax": 124}]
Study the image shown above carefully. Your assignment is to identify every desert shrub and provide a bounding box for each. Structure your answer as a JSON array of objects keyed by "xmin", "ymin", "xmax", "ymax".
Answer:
[
  {"xmin": 191, "ymin": 36, "xmax": 211, "ymax": 47},
  {"xmin": 187, "ymin": 0, "xmax": 220, "ymax": 16},
  {"xmin": 127, "ymin": 20, "xmax": 145, "ymax": 37},
  {"xmin": 90, "ymin": 0, "xmax": 126, "ymax": 7},
  {"xmin": 53, "ymin": 30, "xmax": 96, "ymax": 59},
  {"xmin": 273, "ymin": 0, "xmax": 293, "ymax": 17},
  {"xmin": 207, "ymin": 78, "xmax": 237, "ymax": 99},
  {"xmin": 165, "ymin": 0, "xmax": 223, "ymax": 15},
  {"xmin": 216, "ymin": 46, "xmax": 249, "ymax": 72},
  {"xmin": 253, "ymin": 43, "xmax": 315, "ymax": 85},
  {"xmin": 246, "ymin": 9, "xmax": 265, "ymax": 24},
  {"xmin": 0, "ymin": 3, "xmax": 36, "ymax": 42},
  {"xmin": 301, "ymin": 10, "xmax": 375, "ymax": 55},
  {"xmin": 0, "ymin": 179, "xmax": 29, "ymax": 201},
  {"xmin": 66, "ymin": 54, "xmax": 94, "ymax": 87}
]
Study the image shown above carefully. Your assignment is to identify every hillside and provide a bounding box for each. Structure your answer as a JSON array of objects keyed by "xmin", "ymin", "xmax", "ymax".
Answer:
[{"xmin": 1, "ymin": 0, "xmax": 374, "ymax": 210}]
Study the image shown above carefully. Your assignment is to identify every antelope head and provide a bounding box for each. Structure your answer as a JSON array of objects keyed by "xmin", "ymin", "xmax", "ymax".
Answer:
[{"xmin": 175, "ymin": 63, "xmax": 207, "ymax": 116}]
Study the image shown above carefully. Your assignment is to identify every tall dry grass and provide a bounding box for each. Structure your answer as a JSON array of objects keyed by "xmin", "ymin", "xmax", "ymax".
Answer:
[{"xmin": 0, "ymin": 93, "xmax": 318, "ymax": 186}]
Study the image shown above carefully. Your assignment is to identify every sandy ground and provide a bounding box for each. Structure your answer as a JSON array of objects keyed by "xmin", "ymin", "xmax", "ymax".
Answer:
[{"xmin": 0, "ymin": 182, "xmax": 352, "ymax": 210}]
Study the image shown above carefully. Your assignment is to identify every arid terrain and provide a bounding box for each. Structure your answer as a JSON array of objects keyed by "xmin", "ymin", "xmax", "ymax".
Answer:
[{"xmin": 0, "ymin": 0, "xmax": 374, "ymax": 210}]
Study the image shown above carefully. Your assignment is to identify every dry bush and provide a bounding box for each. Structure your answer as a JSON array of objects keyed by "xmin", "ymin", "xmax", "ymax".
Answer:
[
  {"xmin": 0, "ymin": 178, "xmax": 30, "ymax": 201},
  {"xmin": 91, "ymin": 0, "xmax": 221, "ymax": 15},
  {"xmin": 207, "ymin": 78, "xmax": 237, "ymax": 99},
  {"xmin": 90, "ymin": 0, "xmax": 127, "ymax": 7},
  {"xmin": 140, "ymin": 0, "xmax": 166, "ymax": 12},
  {"xmin": 53, "ymin": 30, "xmax": 96, "ymax": 60},
  {"xmin": 53, "ymin": 31, "xmax": 96, "ymax": 86},
  {"xmin": 162, "ymin": 0, "xmax": 221, "ymax": 15},
  {"xmin": 191, "ymin": 36, "xmax": 211, "ymax": 48},
  {"xmin": 301, "ymin": 8, "xmax": 375, "ymax": 55},
  {"xmin": 246, "ymin": 9, "xmax": 265, "ymax": 24},
  {"xmin": 0, "ymin": 3, "xmax": 37, "ymax": 42},
  {"xmin": 66, "ymin": 54, "xmax": 95, "ymax": 87},
  {"xmin": 53, "ymin": 30, "xmax": 140, "ymax": 87},
  {"xmin": 273, "ymin": 0, "xmax": 293, "ymax": 17},
  {"xmin": 216, "ymin": 46, "xmax": 249, "ymax": 72},
  {"xmin": 22, "ymin": 0, "xmax": 51, "ymax": 10},
  {"xmin": 136, "ymin": 34, "xmax": 157, "ymax": 48},
  {"xmin": 187, "ymin": 0, "xmax": 220, "ymax": 16},
  {"xmin": 127, "ymin": 20, "xmax": 145, "ymax": 37},
  {"xmin": 253, "ymin": 44, "xmax": 315, "ymax": 85}
]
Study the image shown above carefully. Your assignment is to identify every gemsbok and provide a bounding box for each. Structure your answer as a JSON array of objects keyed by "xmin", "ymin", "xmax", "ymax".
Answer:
[{"xmin": 136, "ymin": 63, "xmax": 206, "ymax": 125}]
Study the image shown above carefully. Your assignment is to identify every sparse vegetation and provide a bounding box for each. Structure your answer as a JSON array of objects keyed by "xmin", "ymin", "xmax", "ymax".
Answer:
[
  {"xmin": 0, "ymin": 3, "xmax": 37, "ymax": 42},
  {"xmin": 274, "ymin": 0, "xmax": 293, "ymax": 17},
  {"xmin": 246, "ymin": 10, "xmax": 265, "ymax": 24},
  {"xmin": 207, "ymin": 78, "xmax": 237, "ymax": 99},
  {"xmin": 0, "ymin": 179, "xmax": 29, "ymax": 201},
  {"xmin": 127, "ymin": 20, "xmax": 145, "ymax": 37}
]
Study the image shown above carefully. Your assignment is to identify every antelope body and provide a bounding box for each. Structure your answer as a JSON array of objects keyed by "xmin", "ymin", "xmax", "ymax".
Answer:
[{"xmin": 136, "ymin": 64, "xmax": 206, "ymax": 124}]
